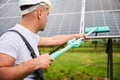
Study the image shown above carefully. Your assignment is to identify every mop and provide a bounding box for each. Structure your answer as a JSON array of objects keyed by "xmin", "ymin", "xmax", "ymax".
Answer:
[{"xmin": 50, "ymin": 0, "xmax": 109, "ymax": 59}]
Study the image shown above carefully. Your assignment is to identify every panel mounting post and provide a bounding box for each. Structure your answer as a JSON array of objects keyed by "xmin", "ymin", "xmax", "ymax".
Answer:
[{"xmin": 106, "ymin": 39, "xmax": 113, "ymax": 80}]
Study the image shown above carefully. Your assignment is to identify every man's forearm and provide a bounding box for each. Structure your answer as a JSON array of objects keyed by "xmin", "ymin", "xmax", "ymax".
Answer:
[
  {"xmin": 0, "ymin": 59, "xmax": 38, "ymax": 80},
  {"xmin": 39, "ymin": 34, "xmax": 81, "ymax": 47},
  {"xmin": 52, "ymin": 34, "xmax": 80, "ymax": 45}
]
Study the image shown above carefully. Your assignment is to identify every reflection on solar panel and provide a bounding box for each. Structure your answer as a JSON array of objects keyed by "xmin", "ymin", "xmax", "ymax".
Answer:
[{"xmin": 0, "ymin": 0, "xmax": 120, "ymax": 38}]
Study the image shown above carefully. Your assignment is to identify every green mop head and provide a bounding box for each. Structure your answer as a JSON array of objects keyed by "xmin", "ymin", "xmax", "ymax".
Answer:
[{"xmin": 85, "ymin": 26, "xmax": 110, "ymax": 33}]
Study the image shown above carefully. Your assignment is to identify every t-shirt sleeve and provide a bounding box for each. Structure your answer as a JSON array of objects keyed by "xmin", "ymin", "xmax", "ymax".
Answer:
[{"xmin": 0, "ymin": 32, "xmax": 20, "ymax": 59}]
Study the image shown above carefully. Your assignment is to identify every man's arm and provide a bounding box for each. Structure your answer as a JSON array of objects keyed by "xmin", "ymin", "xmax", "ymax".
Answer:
[
  {"xmin": 38, "ymin": 34, "xmax": 85, "ymax": 47},
  {"xmin": 0, "ymin": 53, "xmax": 53, "ymax": 80}
]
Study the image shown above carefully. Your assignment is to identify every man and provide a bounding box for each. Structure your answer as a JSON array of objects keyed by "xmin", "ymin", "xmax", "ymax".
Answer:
[{"xmin": 0, "ymin": 0, "xmax": 86, "ymax": 80}]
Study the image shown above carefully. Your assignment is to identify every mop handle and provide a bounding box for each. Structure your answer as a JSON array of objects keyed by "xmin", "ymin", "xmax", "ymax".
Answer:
[
  {"xmin": 79, "ymin": 0, "xmax": 86, "ymax": 33},
  {"xmin": 85, "ymin": 27, "xmax": 98, "ymax": 36},
  {"xmin": 50, "ymin": 28, "xmax": 97, "ymax": 59}
]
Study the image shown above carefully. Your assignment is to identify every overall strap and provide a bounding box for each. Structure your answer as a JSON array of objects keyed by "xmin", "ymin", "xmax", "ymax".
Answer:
[
  {"xmin": 7, "ymin": 30, "xmax": 44, "ymax": 80},
  {"xmin": 9, "ymin": 30, "xmax": 37, "ymax": 58}
]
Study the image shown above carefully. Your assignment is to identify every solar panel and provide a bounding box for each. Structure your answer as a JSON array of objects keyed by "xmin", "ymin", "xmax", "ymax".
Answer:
[{"xmin": 0, "ymin": 0, "xmax": 120, "ymax": 39}]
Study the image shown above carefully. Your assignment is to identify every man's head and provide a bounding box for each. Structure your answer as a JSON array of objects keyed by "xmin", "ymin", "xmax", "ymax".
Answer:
[
  {"xmin": 19, "ymin": 0, "xmax": 52, "ymax": 32},
  {"xmin": 19, "ymin": 0, "xmax": 52, "ymax": 16}
]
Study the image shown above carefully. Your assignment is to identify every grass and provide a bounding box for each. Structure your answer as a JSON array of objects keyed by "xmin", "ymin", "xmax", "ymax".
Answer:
[
  {"xmin": 41, "ymin": 51, "xmax": 120, "ymax": 80},
  {"xmin": 39, "ymin": 41, "xmax": 120, "ymax": 80}
]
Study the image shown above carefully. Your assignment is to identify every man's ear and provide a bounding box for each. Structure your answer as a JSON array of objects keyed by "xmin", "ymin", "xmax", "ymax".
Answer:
[{"xmin": 37, "ymin": 9, "xmax": 42, "ymax": 20}]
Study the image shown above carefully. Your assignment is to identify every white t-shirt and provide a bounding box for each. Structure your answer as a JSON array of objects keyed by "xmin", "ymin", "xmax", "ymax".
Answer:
[{"xmin": 0, "ymin": 24, "xmax": 40, "ymax": 80}]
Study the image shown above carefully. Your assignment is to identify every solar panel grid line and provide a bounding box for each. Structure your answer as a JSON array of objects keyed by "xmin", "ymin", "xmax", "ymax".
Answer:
[
  {"xmin": 47, "ymin": 1, "xmax": 64, "ymax": 36},
  {"xmin": 56, "ymin": 1, "xmax": 68, "ymax": 13},
  {"xmin": 100, "ymin": 0, "xmax": 108, "ymax": 36},
  {"xmin": 0, "ymin": 4, "xmax": 18, "ymax": 17},
  {"xmin": 116, "ymin": 0, "xmax": 120, "ymax": 7},
  {"xmin": 95, "ymin": 5, "xmax": 103, "ymax": 25},
  {"xmin": 93, "ymin": 0, "xmax": 101, "ymax": 11},
  {"xmin": 48, "ymin": 10, "xmax": 120, "ymax": 17},
  {"xmin": 68, "ymin": 0, "xmax": 77, "ymax": 34},
  {"xmin": 0, "ymin": 0, "xmax": 7, "ymax": 3},
  {"xmin": 57, "ymin": 0, "xmax": 70, "ymax": 34},
  {"xmin": 85, "ymin": 13, "xmax": 94, "ymax": 28},
  {"xmin": 108, "ymin": 0, "xmax": 120, "ymax": 34},
  {"xmin": 0, "ymin": 19, "xmax": 12, "ymax": 34},
  {"xmin": 9, "ymin": 0, "xmax": 18, "ymax": 3},
  {"xmin": 0, "ymin": 6, "xmax": 7, "ymax": 17},
  {"xmin": 92, "ymin": 0, "xmax": 95, "ymax": 27},
  {"xmin": 2, "ymin": 7, "xmax": 10, "ymax": 17},
  {"xmin": 112, "ymin": 12, "xmax": 120, "ymax": 34},
  {"xmin": 84, "ymin": 9, "xmax": 120, "ymax": 13},
  {"xmin": 48, "ymin": 15, "xmax": 63, "ymax": 36},
  {"xmin": 50, "ymin": 12, "xmax": 81, "ymax": 16},
  {"xmin": 0, "ymin": 16, "xmax": 20, "ymax": 19},
  {"xmin": 66, "ymin": 1, "xmax": 74, "ymax": 12},
  {"xmin": 114, "ymin": 0, "xmax": 119, "ymax": 8},
  {"xmin": 96, "ymin": 12, "xmax": 110, "ymax": 36},
  {"xmin": 87, "ymin": 35, "xmax": 120, "ymax": 39},
  {"xmin": 56, "ymin": 15, "xmax": 65, "ymax": 34},
  {"xmin": 103, "ymin": 16, "xmax": 117, "ymax": 35},
  {"xmin": 8, "ymin": 5, "xmax": 17, "ymax": 16},
  {"xmin": 68, "ymin": 0, "xmax": 78, "ymax": 34},
  {"xmin": 67, "ymin": 15, "xmax": 73, "ymax": 34},
  {"xmin": 56, "ymin": 1, "xmax": 75, "ymax": 34},
  {"xmin": 61, "ymin": 1, "xmax": 79, "ymax": 34},
  {"xmin": 0, "ymin": 0, "xmax": 10, "ymax": 9},
  {"xmin": 0, "ymin": 2, "xmax": 17, "ymax": 6},
  {"xmin": 110, "ymin": 0, "xmax": 120, "ymax": 10},
  {"xmin": 46, "ymin": 16, "xmax": 56, "ymax": 36},
  {"xmin": 102, "ymin": 0, "xmax": 110, "ymax": 10},
  {"xmin": 46, "ymin": 2, "xmax": 62, "ymax": 37},
  {"xmin": 59, "ymin": 16, "xmax": 69, "ymax": 34},
  {"xmin": 72, "ymin": 0, "xmax": 81, "ymax": 12},
  {"xmin": 115, "ymin": 13, "xmax": 120, "ymax": 27},
  {"xmin": 100, "ymin": 0, "xmax": 106, "ymax": 26},
  {"xmin": 1, "ymin": 9, "xmax": 120, "ymax": 19}
]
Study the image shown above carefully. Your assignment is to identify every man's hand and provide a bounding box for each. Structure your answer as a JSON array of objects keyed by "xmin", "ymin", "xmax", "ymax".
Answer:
[
  {"xmin": 33, "ymin": 54, "xmax": 54, "ymax": 70},
  {"xmin": 74, "ymin": 33, "xmax": 86, "ymax": 40}
]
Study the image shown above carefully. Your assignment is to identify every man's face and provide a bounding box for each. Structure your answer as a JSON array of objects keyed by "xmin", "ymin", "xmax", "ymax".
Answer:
[{"xmin": 39, "ymin": 8, "xmax": 49, "ymax": 31}]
